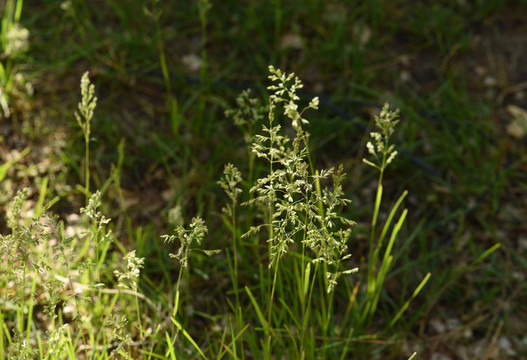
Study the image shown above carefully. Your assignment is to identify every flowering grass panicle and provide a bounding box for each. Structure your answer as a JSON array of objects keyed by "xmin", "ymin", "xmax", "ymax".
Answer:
[
  {"xmin": 162, "ymin": 217, "xmax": 220, "ymax": 269},
  {"xmin": 75, "ymin": 71, "xmax": 97, "ymax": 137},
  {"xmin": 75, "ymin": 71, "xmax": 97, "ymax": 201},
  {"xmin": 114, "ymin": 250, "xmax": 145, "ymax": 291},
  {"xmin": 3, "ymin": 23, "xmax": 29, "ymax": 57},
  {"xmin": 225, "ymin": 89, "xmax": 267, "ymax": 146},
  {"xmin": 218, "ymin": 163, "xmax": 243, "ymax": 218},
  {"xmin": 238, "ymin": 67, "xmax": 356, "ymax": 292},
  {"xmin": 363, "ymin": 103, "xmax": 400, "ymax": 171},
  {"xmin": 80, "ymin": 190, "xmax": 111, "ymax": 235},
  {"xmin": 227, "ymin": 66, "xmax": 362, "ymax": 357}
]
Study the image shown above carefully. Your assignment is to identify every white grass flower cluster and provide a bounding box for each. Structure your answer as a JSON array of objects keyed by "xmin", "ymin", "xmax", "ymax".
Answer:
[
  {"xmin": 168, "ymin": 203, "xmax": 184, "ymax": 227},
  {"xmin": 363, "ymin": 103, "xmax": 400, "ymax": 170},
  {"xmin": 114, "ymin": 250, "xmax": 144, "ymax": 291},
  {"xmin": 80, "ymin": 191, "xmax": 111, "ymax": 236},
  {"xmin": 242, "ymin": 66, "xmax": 357, "ymax": 292},
  {"xmin": 218, "ymin": 163, "xmax": 243, "ymax": 218},
  {"xmin": 75, "ymin": 72, "xmax": 97, "ymax": 199},
  {"xmin": 162, "ymin": 217, "xmax": 220, "ymax": 268},
  {"xmin": 80, "ymin": 190, "xmax": 112, "ymax": 287},
  {"xmin": 75, "ymin": 72, "xmax": 97, "ymax": 135},
  {"xmin": 267, "ymin": 65, "xmax": 319, "ymax": 130},
  {"xmin": 225, "ymin": 89, "xmax": 267, "ymax": 146},
  {"xmin": 3, "ymin": 24, "xmax": 29, "ymax": 57},
  {"xmin": 105, "ymin": 314, "xmax": 133, "ymax": 357},
  {"xmin": 6, "ymin": 187, "xmax": 28, "ymax": 231}
]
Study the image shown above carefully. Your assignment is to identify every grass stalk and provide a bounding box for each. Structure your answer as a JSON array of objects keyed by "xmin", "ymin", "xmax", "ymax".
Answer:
[
  {"xmin": 74, "ymin": 72, "xmax": 97, "ymax": 204},
  {"xmin": 361, "ymin": 104, "xmax": 405, "ymax": 328}
]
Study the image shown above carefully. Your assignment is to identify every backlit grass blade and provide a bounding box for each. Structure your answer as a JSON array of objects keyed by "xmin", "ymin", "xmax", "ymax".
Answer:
[
  {"xmin": 387, "ymin": 272, "xmax": 431, "ymax": 330},
  {"xmin": 245, "ymin": 286, "xmax": 269, "ymax": 332},
  {"xmin": 165, "ymin": 331, "xmax": 177, "ymax": 360},
  {"xmin": 0, "ymin": 147, "xmax": 30, "ymax": 182},
  {"xmin": 171, "ymin": 317, "xmax": 207, "ymax": 360}
]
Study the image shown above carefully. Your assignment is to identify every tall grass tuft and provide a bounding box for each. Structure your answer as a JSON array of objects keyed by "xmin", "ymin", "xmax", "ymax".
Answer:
[
  {"xmin": 360, "ymin": 104, "xmax": 430, "ymax": 332},
  {"xmin": 233, "ymin": 66, "xmax": 359, "ymax": 358}
]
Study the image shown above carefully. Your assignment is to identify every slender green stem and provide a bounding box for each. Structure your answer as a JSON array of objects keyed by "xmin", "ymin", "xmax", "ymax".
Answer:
[
  {"xmin": 370, "ymin": 166, "xmax": 384, "ymax": 242},
  {"xmin": 165, "ymin": 265, "xmax": 185, "ymax": 357},
  {"xmin": 135, "ymin": 295, "xmax": 143, "ymax": 339},
  {"xmin": 302, "ymin": 263, "xmax": 318, "ymax": 357},
  {"xmin": 267, "ymin": 102, "xmax": 276, "ymax": 329},
  {"xmin": 93, "ymin": 221, "xmax": 99, "ymax": 284},
  {"xmin": 232, "ymin": 199, "xmax": 239, "ymax": 307},
  {"xmin": 266, "ymin": 263, "xmax": 279, "ymax": 358},
  {"xmin": 18, "ymin": 265, "xmax": 26, "ymax": 334},
  {"xmin": 84, "ymin": 132, "xmax": 90, "ymax": 204},
  {"xmin": 231, "ymin": 198, "xmax": 243, "ymax": 356}
]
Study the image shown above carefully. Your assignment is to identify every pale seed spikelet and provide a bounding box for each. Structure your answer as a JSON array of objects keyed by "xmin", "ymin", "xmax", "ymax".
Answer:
[
  {"xmin": 162, "ymin": 217, "xmax": 220, "ymax": 269},
  {"xmin": 363, "ymin": 103, "xmax": 400, "ymax": 170},
  {"xmin": 114, "ymin": 250, "xmax": 145, "ymax": 291}
]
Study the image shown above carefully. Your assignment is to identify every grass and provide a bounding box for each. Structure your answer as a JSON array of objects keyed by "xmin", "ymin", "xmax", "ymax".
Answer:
[{"xmin": 2, "ymin": 0, "xmax": 527, "ymax": 358}]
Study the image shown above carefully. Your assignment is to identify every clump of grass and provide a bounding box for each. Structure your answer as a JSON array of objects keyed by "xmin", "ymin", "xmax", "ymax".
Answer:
[
  {"xmin": 218, "ymin": 67, "xmax": 431, "ymax": 358},
  {"xmin": 245, "ymin": 65, "xmax": 357, "ymax": 285},
  {"xmin": 0, "ymin": 67, "xmax": 426, "ymax": 359},
  {"xmin": 0, "ymin": 74, "xmax": 144, "ymax": 359},
  {"xmin": 360, "ymin": 104, "xmax": 431, "ymax": 332},
  {"xmin": 0, "ymin": 188, "xmax": 35, "ymax": 359},
  {"xmin": 226, "ymin": 66, "xmax": 359, "ymax": 358}
]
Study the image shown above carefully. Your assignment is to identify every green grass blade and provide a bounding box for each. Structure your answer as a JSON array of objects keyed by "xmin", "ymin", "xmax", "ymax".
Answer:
[
  {"xmin": 303, "ymin": 262, "xmax": 311, "ymax": 298},
  {"xmin": 387, "ymin": 272, "xmax": 431, "ymax": 329},
  {"xmin": 165, "ymin": 331, "xmax": 177, "ymax": 360},
  {"xmin": 468, "ymin": 243, "xmax": 501, "ymax": 268},
  {"xmin": 0, "ymin": 147, "xmax": 30, "ymax": 182},
  {"xmin": 0, "ymin": 313, "xmax": 4, "ymax": 360},
  {"xmin": 378, "ymin": 190, "xmax": 408, "ymax": 249},
  {"xmin": 34, "ymin": 177, "xmax": 48, "ymax": 217},
  {"xmin": 25, "ymin": 269, "xmax": 38, "ymax": 347},
  {"xmin": 14, "ymin": 0, "xmax": 23, "ymax": 22},
  {"xmin": 381, "ymin": 208, "xmax": 408, "ymax": 266},
  {"xmin": 371, "ymin": 184, "xmax": 383, "ymax": 230},
  {"xmin": 171, "ymin": 317, "xmax": 207, "ymax": 360},
  {"xmin": 173, "ymin": 291, "xmax": 180, "ymax": 317},
  {"xmin": 245, "ymin": 286, "xmax": 269, "ymax": 332},
  {"xmin": 278, "ymin": 298, "xmax": 301, "ymax": 331}
]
